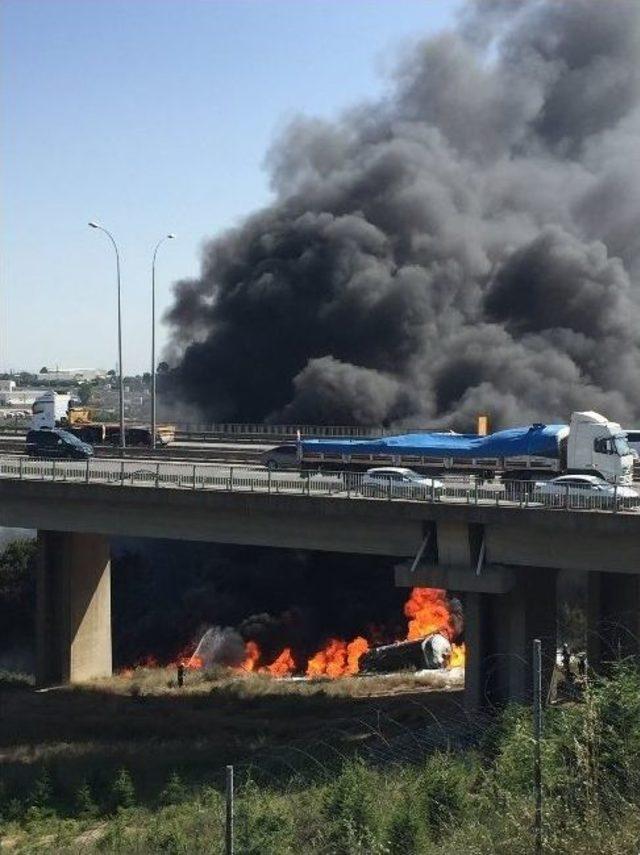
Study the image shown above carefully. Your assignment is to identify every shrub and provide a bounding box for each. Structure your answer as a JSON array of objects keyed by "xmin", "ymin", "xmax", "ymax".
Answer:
[
  {"xmin": 110, "ymin": 768, "xmax": 136, "ymax": 811},
  {"xmin": 160, "ymin": 772, "xmax": 188, "ymax": 806},
  {"xmin": 235, "ymin": 780, "xmax": 295, "ymax": 855},
  {"xmin": 418, "ymin": 753, "xmax": 470, "ymax": 840},
  {"xmin": 386, "ymin": 795, "xmax": 424, "ymax": 854},
  {"xmin": 75, "ymin": 780, "xmax": 99, "ymax": 818},
  {"xmin": 322, "ymin": 758, "xmax": 384, "ymax": 854}
]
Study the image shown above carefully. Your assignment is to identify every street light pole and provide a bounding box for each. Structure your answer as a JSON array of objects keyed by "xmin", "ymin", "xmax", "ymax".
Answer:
[
  {"xmin": 88, "ymin": 221, "xmax": 126, "ymax": 450},
  {"xmin": 151, "ymin": 234, "xmax": 175, "ymax": 448}
]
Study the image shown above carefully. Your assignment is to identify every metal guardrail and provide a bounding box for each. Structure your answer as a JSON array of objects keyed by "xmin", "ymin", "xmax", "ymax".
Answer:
[
  {"xmin": 0, "ymin": 422, "xmax": 445, "ymax": 444},
  {"xmin": 172, "ymin": 423, "xmax": 391, "ymax": 441},
  {"xmin": 0, "ymin": 457, "xmax": 638, "ymax": 513}
]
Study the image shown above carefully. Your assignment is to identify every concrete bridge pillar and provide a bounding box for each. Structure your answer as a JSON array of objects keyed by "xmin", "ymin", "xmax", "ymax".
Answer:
[
  {"xmin": 464, "ymin": 569, "xmax": 558, "ymax": 710},
  {"xmin": 36, "ymin": 531, "xmax": 112, "ymax": 686},
  {"xmin": 587, "ymin": 572, "xmax": 640, "ymax": 670}
]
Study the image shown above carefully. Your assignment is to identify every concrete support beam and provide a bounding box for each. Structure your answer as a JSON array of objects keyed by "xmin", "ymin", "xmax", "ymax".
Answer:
[
  {"xmin": 37, "ymin": 531, "xmax": 112, "ymax": 686},
  {"xmin": 395, "ymin": 563, "xmax": 516, "ymax": 594},
  {"xmin": 587, "ymin": 572, "xmax": 640, "ymax": 670},
  {"xmin": 464, "ymin": 569, "xmax": 558, "ymax": 709}
]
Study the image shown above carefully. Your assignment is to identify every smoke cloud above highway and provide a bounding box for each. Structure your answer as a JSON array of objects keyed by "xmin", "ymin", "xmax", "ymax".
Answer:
[{"xmin": 165, "ymin": 0, "xmax": 640, "ymax": 428}]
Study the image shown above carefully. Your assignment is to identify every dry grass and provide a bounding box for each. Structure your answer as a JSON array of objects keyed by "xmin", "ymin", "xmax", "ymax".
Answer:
[
  {"xmin": 88, "ymin": 663, "xmax": 463, "ymax": 698},
  {"xmin": 0, "ymin": 667, "xmax": 463, "ymax": 809}
]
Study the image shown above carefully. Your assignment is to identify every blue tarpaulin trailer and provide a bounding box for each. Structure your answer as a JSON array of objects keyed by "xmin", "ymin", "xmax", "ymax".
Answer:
[{"xmin": 299, "ymin": 424, "xmax": 568, "ymax": 462}]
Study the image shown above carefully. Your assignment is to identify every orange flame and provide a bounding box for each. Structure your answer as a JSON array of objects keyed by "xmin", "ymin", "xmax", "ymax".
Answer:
[
  {"xmin": 139, "ymin": 586, "xmax": 466, "ymax": 680},
  {"xmin": 305, "ymin": 636, "xmax": 370, "ymax": 678},
  {"xmin": 404, "ymin": 587, "xmax": 453, "ymax": 641},
  {"xmin": 239, "ymin": 640, "xmax": 261, "ymax": 672},
  {"xmin": 449, "ymin": 643, "xmax": 466, "ymax": 669},
  {"xmin": 264, "ymin": 647, "xmax": 295, "ymax": 677}
]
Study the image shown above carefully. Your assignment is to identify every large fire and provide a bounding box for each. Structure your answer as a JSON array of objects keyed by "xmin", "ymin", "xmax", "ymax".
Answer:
[
  {"xmin": 203, "ymin": 587, "xmax": 463, "ymax": 678},
  {"xmin": 123, "ymin": 587, "xmax": 465, "ymax": 679}
]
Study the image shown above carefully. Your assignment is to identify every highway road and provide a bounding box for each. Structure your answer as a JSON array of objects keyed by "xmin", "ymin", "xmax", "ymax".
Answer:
[
  {"xmin": 0, "ymin": 435, "xmax": 276, "ymax": 463},
  {"xmin": 2, "ymin": 456, "xmax": 639, "ymax": 513}
]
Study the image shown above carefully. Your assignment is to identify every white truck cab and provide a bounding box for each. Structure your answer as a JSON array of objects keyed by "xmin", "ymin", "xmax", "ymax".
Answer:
[
  {"xmin": 31, "ymin": 391, "xmax": 70, "ymax": 431},
  {"xmin": 567, "ymin": 411, "xmax": 634, "ymax": 485}
]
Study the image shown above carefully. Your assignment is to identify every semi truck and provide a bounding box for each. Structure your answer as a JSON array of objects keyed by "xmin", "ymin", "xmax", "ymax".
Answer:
[
  {"xmin": 31, "ymin": 391, "xmax": 175, "ymax": 447},
  {"xmin": 292, "ymin": 411, "xmax": 634, "ymax": 487}
]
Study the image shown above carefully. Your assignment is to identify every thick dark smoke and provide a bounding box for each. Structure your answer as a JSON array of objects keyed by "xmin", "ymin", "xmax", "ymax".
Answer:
[{"xmin": 165, "ymin": 0, "xmax": 640, "ymax": 429}]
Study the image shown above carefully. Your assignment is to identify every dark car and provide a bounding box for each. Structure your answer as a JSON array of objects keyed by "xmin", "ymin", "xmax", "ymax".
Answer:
[
  {"xmin": 26, "ymin": 428, "xmax": 94, "ymax": 460},
  {"xmin": 260, "ymin": 444, "xmax": 298, "ymax": 470}
]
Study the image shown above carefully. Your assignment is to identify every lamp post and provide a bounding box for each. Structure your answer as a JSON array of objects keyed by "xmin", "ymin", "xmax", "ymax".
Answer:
[
  {"xmin": 151, "ymin": 234, "xmax": 175, "ymax": 448},
  {"xmin": 88, "ymin": 221, "xmax": 126, "ymax": 449}
]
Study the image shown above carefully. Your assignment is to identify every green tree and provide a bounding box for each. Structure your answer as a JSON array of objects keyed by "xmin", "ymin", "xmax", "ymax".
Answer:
[
  {"xmin": 77, "ymin": 383, "xmax": 93, "ymax": 406},
  {"xmin": 0, "ymin": 539, "xmax": 36, "ymax": 647},
  {"xmin": 111, "ymin": 768, "xmax": 136, "ymax": 811},
  {"xmin": 75, "ymin": 780, "xmax": 99, "ymax": 818}
]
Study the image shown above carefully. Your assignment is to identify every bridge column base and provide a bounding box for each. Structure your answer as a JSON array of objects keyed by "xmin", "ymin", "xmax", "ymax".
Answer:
[
  {"xmin": 36, "ymin": 531, "xmax": 112, "ymax": 687},
  {"xmin": 587, "ymin": 572, "xmax": 640, "ymax": 670},
  {"xmin": 464, "ymin": 569, "xmax": 557, "ymax": 710}
]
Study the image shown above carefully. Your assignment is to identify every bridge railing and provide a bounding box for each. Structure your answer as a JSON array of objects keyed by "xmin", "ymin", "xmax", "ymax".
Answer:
[{"xmin": 1, "ymin": 457, "xmax": 638, "ymax": 514}]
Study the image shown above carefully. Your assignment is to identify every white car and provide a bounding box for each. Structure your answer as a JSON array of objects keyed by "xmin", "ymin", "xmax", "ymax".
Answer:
[
  {"xmin": 361, "ymin": 467, "xmax": 444, "ymax": 498},
  {"xmin": 534, "ymin": 475, "xmax": 639, "ymax": 508}
]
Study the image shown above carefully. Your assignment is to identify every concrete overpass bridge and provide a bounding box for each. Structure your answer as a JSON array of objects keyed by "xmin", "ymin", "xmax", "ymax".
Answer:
[{"xmin": 1, "ymin": 456, "xmax": 639, "ymax": 709}]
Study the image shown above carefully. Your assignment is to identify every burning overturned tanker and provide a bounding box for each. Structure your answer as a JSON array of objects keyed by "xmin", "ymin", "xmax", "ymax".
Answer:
[{"xmin": 176, "ymin": 587, "xmax": 465, "ymax": 680}]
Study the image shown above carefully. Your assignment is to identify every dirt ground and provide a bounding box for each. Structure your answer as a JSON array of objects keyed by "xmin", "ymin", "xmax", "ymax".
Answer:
[{"xmin": 0, "ymin": 669, "xmax": 465, "ymax": 803}]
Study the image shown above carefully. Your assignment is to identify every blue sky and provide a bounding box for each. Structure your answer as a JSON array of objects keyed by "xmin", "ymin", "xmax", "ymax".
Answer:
[{"xmin": 2, "ymin": 0, "xmax": 459, "ymax": 374}]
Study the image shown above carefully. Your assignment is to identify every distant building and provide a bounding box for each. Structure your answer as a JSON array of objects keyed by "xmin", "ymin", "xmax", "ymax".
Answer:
[
  {"xmin": 0, "ymin": 380, "xmax": 16, "ymax": 392},
  {"xmin": 0, "ymin": 388, "xmax": 43, "ymax": 407},
  {"xmin": 39, "ymin": 368, "xmax": 108, "ymax": 382}
]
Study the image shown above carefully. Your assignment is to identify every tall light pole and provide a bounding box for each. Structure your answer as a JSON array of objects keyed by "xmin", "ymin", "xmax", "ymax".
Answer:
[
  {"xmin": 151, "ymin": 234, "xmax": 175, "ymax": 448},
  {"xmin": 88, "ymin": 221, "xmax": 126, "ymax": 449}
]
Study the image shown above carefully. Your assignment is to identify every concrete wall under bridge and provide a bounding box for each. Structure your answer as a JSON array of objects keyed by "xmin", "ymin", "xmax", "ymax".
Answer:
[{"xmin": 2, "ymin": 478, "xmax": 640, "ymax": 703}]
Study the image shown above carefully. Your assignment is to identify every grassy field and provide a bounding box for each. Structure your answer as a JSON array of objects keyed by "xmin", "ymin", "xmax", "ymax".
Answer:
[{"xmin": 2, "ymin": 665, "xmax": 640, "ymax": 853}]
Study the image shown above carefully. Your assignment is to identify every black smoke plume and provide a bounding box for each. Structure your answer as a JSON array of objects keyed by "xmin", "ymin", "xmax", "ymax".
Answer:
[{"xmin": 165, "ymin": 0, "xmax": 640, "ymax": 429}]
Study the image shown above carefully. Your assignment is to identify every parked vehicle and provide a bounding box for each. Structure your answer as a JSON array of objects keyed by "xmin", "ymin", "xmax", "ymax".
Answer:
[
  {"xmin": 26, "ymin": 427, "xmax": 93, "ymax": 460},
  {"xmin": 533, "ymin": 474, "xmax": 639, "ymax": 507},
  {"xmin": 297, "ymin": 411, "xmax": 634, "ymax": 493},
  {"xmin": 360, "ymin": 467, "xmax": 444, "ymax": 497}
]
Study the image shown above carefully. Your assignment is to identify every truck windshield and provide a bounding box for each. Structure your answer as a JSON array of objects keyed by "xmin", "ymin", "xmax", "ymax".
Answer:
[{"xmin": 614, "ymin": 434, "xmax": 632, "ymax": 456}]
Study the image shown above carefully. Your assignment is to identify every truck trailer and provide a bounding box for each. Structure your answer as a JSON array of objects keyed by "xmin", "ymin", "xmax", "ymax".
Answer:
[
  {"xmin": 30, "ymin": 391, "xmax": 175, "ymax": 447},
  {"xmin": 296, "ymin": 411, "xmax": 634, "ymax": 487}
]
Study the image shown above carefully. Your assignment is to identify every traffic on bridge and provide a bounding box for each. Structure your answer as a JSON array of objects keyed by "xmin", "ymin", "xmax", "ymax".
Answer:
[{"xmin": 1, "ymin": 456, "xmax": 638, "ymax": 514}]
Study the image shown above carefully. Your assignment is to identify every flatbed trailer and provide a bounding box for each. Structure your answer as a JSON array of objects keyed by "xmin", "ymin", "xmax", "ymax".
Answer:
[
  {"xmin": 297, "ymin": 411, "xmax": 635, "ymax": 488},
  {"xmin": 66, "ymin": 423, "xmax": 175, "ymax": 447}
]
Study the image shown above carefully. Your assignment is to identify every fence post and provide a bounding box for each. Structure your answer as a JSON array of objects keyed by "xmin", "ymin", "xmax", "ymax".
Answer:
[
  {"xmin": 52, "ymin": 460, "xmax": 56, "ymax": 482},
  {"xmin": 19, "ymin": 457, "xmax": 23, "ymax": 480},
  {"xmin": 225, "ymin": 765, "xmax": 234, "ymax": 855},
  {"xmin": 565, "ymin": 484, "xmax": 570, "ymax": 510},
  {"xmin": 229, "ymin": 467, "xmax": 234, "ymax": 491},
  {"xmin": 85, "ymin": 458, "xmax": 90, "ymax": 484},
  {"xmin": 155, "ymin": 462, "xmax": 160, "ymax": 488},
  {"xmin": 192, "ymin": 464, "xmax": 197, "ymax": 490},
  {"xmin": 268, "ymin": 469, "xmax": 272, "ymax": 494},
  {"xmin": 120, "ymin": 461, "xmax": 125, "ymax": 487},
  {"xmin": 533, "ymin": 638, "xmax": 543, "ymax": 855},
  {"xmin": 613, "ymin": 484, "xmax": 618, "ymax": 514}
]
